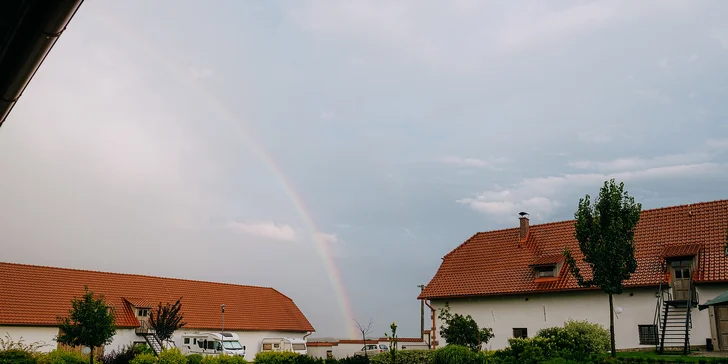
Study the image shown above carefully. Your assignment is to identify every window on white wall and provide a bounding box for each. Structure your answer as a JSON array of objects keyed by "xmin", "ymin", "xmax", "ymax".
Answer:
[
  {"xmin": 512, "ymin": 328, "xmax": 528, "ymax": 338},
  {"xmin": 638, "ymin": 325, "xmax": 657, "ymax": 345}
]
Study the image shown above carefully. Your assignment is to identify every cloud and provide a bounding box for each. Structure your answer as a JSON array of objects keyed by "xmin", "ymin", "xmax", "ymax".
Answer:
[
  {"xmin": 458, "ymin": 163, "xmax": 725, "ymax": 223},
  {"xmin": 402, "ymin": 228, "xmax": 416, "ymax": 238},
  {"xmin": 190, "ymin": 67, "xmax": 213, "ymax": 80},
  {"xmin": 314, "ymin": 232, "xmax": 339, "ymax": 244},
  {"xmin": 635, "ymin": 89, "xmax": 671, "ymax": 104},
  {"xmin": 227, "ymin": 221, "xmax": 297, "ymax": 242},
  {"xmin": 439, "ymin": 156, "xmax": 506, "ymax": 169},
  {"xmin": 687, "ymin": 54, "xmax": 699, "ymax": 63},
  {"xmin": 569, "ymin": 152, "xmax": 710, "ymax": 172},
  {"xmin": 658, "ymin": 59, "xmax": 672, "ymax": 73},
  {"xmin": 576, "ymin": 131, "xmax": 613, "ymax": 143}
]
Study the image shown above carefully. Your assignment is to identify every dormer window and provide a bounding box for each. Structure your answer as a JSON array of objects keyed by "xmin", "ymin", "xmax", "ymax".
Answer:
[
  {"xmin": 536, "ymin": 265, "xmax": 557, "ymax": 278},
  {"xmin": 137, "ymin": 308, "xmax": 149, "ymax": 317},
  {"xmin": 530, "ymin": 254, "xmax": 565, "ymax": 281}
]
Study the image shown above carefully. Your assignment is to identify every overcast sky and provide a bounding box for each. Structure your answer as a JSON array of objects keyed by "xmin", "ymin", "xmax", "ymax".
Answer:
[{"xmin": 2, "ymin": 0, "xmax": 728, "ymax": 338}]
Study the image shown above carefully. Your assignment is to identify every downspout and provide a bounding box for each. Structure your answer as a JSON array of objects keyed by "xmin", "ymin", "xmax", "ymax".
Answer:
[
  {"xmin": 424, "ymin": 300, "xmax": 436, "ymax": 349},
  {"xmin": 303, "ymin": 332, "xmax": 312, "ymax": 340},
  {"xmin": 0, "ymin": 0, "xmax": 85, "ymax": 126}
]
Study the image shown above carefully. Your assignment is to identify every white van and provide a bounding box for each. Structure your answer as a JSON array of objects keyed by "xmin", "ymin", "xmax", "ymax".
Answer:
[
  {"xmin": 260, "ymin": 337, "xmax": 307, "ymax": 355},
  {"xmin": 177, "ymin": 332, "xmax": 246, "ymax": 358}
]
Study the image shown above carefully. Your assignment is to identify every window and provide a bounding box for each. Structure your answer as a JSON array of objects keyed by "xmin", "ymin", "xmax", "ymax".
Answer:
[
  {"xmin": 292, "ymin": 343, "xmax": 306, "ymax": 351},
  {"xmin": 223, "ymin": 341, "xmax": 243, "ymax": 350},
  {"xmin": 198, "ymin": 341, "xmax": 205, "ymax": 349},
  {"xmin": 184, "ymin": 338, "xmax": 190, "ymax": 344},
  {"xmin": 379, "ymin": 344, "xmax": 389, "ymax": 350},
  {"xmin": 137, "ymin": 309, "xmax": 149, "ymax": 317},
  {"xmin": 207, "ymin": 341, "xmax": 216, "ymax": 350},
  {"xmin": 638, "ymin": 325, "xmax": 657, "ymax": 345},
  {"xmin": 513, "ymin": 328, "xmax": 528, "ymax": 339},
  {"xmin": 263, "ymin": 344, "xmax": 272, "ymax": 350},
  {"xmin": 536, "ymin": 266, "xmax": 556, "ymax": 277}
]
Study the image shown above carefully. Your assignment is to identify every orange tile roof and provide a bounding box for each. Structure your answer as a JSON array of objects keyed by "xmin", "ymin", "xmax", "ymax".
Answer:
[
  {"xmin": 661, "ymin": 244, "xmax": 702, "ymax": 258},
  {"xmin": 0, "ymin": 262, "xmax": 314, "ymax": 332},
  {"xmin": 420, "ymin": 200, "xmax": 728, "ymax": 299},
  {"xmin": 530, "ymin": 254, "xmax": 565, "ymax": 267},
  {"xmin": 123, "ymin": 297, "xmax": 158, "ymax": 309},
  {"xmin": 377, "ymin": 337, "xmax": 425, "ymax": 343}
]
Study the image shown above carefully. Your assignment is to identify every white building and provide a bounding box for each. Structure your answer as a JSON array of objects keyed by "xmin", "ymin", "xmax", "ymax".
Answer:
[
  {"xmin": 418, "ymin": 200, "xmax": 728, "ymax": 353},
  {"xmin": 0, "ymin": 262, "xmax": 314, "ymax": 360},
  {"xmin": 306, "ymin": 338, "xmax": 429, "ymax": 359}
]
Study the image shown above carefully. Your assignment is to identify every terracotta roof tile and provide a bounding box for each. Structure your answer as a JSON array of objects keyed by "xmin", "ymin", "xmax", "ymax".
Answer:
[
  {"xmin": 420, "ymin": 200, "xmax": 728, "ymax": 299},
  {"xmin": 123, "ymin": 297, "xmax": 159, "ymax": 309},
  {"xmin": 661, "ymin": 244, "xmax": 702, "ymax": 258},
  {"xmin": 530, "ymin": 254, "xmax": 565, "ymax": 267},
  {"xmin": 0, "ymin": 263, "xmax": 314, "ymax": 332}
]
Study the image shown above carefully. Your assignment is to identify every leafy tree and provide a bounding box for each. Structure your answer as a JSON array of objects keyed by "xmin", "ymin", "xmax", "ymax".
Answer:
[
  {"xmin": 56, "ymin": 286, "xmax": 116, "ymax": 364},
  {"xmin": 564, "ymin": 179, "xmax": 642, "ymax": 358},
  {"xmin": 149, "ymin": 298, "xmax": 187, "ymax": 345},
  {"xmin": 383, "ymin": 322, "xmax": 398, "ymax": 363},
  {"xmin": 438, "ymin": 303, "xmax": 493, "ymax": 352}
]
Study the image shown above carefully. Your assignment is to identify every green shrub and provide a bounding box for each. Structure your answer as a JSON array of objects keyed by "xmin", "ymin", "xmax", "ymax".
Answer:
[
  {"xmin": 186, "ymin": 354, "xmax": 203, "ymax": 364},
  {"xmin": 253, "ymin": 352, "xmax": 300, "ymax": 364},
  {"xmin": 563, "ymin": 320, "xmax": 610, "ymax": 355},
  {"xmin": 36, "ymin": 350, "xmax": 87, "ymax": 364},
  {"xmin": 369, "ymin": 350, "xmax": 433, "ymax": 364},
  {"xmin": 337, "ymin": 357, "xmax": 369, "ymax": 364},
  {"xmin": 433, "ymin": 345, "xmax": 480, "ymax": 364},
  {"xmin": 129, "ymin": 353, "xmax": 157, "ymax": 364},
  {"xmin": 0, "ymin": 349, "xmax": 38, "ymax": 364},
  {"xmin": 157, "ymin": 348, "xmax": 187, "ymax": 364},
  {"xmin": 102, "ymin": 344, "xmax": 154, "ymax": 364},
  {"xmin": 199, "ymin": 355, "xmax": 248, "ymax": 364},
  {"xmin": 293, "ymin": 355, "xmax": 324, "ymax": 364}
]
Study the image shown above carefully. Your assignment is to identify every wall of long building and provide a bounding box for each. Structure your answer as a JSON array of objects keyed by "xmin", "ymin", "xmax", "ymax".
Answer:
[{"xmin": 429, "ymin": 284, "xmax": 728, "ymax": 351}]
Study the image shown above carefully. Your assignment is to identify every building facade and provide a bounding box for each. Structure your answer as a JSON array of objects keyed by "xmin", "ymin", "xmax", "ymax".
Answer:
[
  {"xmin": 419, "ymin": 200, "xmax": 728, "ymax": 352},
  {"xmin": 0, "ymin": 262, "xmax": 314, "ymax": 360}
]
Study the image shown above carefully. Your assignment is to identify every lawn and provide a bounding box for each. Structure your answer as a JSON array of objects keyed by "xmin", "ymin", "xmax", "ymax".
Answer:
[{"xmin": 616, "ymin": 350, "xmax": 727, "ymax": 363}]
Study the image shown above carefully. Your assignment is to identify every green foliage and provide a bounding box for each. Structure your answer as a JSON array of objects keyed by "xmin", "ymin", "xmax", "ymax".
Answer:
[
  {"xmin": 129, "ymin": 353, "xmax": 157, "ymax": 364},
  {"xmin": 253, "ymin": 351, "xmax": 300, "ymax": 364},
  {"xmin": 564, "ymin": 179, "xmax": 642, "ymax": 295},
  {"xmin": 36, "ymin": 350, "xmax": 87, "ymax": 364},
  {"xmin": 438, "ymin": 303, "xmax": 494, "ymax": 351},
  {"xmin": 101, "ymin": 344, "xmax": 153, "ymax": 364},
  {"xmin": 563, "ymin": 320, "xmax": 610, "ymax": 355},
  {"xmin": 0, "ymin": 349, "xmax": 37, "ymax": 364},
  {"xmin": 369, "ymin": 350, "xmax": 434, "ymax": 364},
  {"xmin": 383, "ymin": 322, "xmax": 398, "ymax": 363},
  {"xmin": 56, "ymin": 286, "xmax": 116, "ymax": 363},
  {"xmin": 433, "ymin": 345, "xmax": 482, "ymax": 364},
  {"xmin": 0, "ymin": 333, "xmax": 47, "ymax": 352},
  {"xmin": 157, "ymin": 348, "xmax": 187, "ymax": 364},
  {"xmin": 185, "ymin": 354, "xmax": 203, "ymax": 364},
  {"xmin": 149, "ymin": 298, "xmax": 187, "ymax": 344},
  {"xmin": 200, "ymin": 355, "xmax": 247, "ymax": 364}
]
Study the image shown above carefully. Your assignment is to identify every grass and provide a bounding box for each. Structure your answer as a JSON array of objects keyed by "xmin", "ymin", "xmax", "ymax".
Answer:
[{"xmin": 615, "ymin": 350, "xmax": 723, "ymax": 363}]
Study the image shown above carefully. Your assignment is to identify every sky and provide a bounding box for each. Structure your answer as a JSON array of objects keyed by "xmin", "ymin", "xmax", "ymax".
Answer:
[{"xmin": 1, "ymin": 0, "xmax": 728, "ymax": 339}]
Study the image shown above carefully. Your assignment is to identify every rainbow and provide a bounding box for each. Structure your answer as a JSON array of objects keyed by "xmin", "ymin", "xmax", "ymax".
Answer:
[{"xmin": 90, "ymin": 10, "xmax": 358, "ymax": 338}]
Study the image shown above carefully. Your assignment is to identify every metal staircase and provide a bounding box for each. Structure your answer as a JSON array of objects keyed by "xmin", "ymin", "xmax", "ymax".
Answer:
[
  {"xmin": 135, "ymin": 321, "xmax": 163, "ymax": 356},
  {"xmin": 655, "ymin": 279, "xmax": 697, "ymax": 355}
]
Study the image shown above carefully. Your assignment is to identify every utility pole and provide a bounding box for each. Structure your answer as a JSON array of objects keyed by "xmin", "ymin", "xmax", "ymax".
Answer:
[{"xmin": 417, "ymin": 284, "xmax": 426, "ymax": 340}]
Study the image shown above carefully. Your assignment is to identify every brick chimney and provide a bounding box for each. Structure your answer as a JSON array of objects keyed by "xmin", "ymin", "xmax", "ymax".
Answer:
[{"xmin": 519, "ymin": 212, "xmax": 529, "ymax": 240}]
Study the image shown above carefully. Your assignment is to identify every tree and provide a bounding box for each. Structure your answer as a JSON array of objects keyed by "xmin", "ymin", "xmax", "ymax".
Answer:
[
  {"xmin": 56, "ymin": 286, "xmax": 116, "ymax": 364},
  {"xmin": 438, "ymin": 303, "xmax": 493, "ymax": 352},
  {"xmin": 149, "ymin": 297, "xmax": 187, "ymax": 345},
  {"xmin": 564, "ymin": 179, "xmax": 642, "ymax": 358},
  {"xmin": 384, "ymin": 322, "xmax": 398, "ymax": 363},
  {"xmin": 354, "ymin": 319, "xmax": 374, "ymax": 358}
]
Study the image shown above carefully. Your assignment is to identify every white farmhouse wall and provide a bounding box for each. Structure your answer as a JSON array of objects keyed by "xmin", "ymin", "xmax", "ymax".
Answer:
[
  {"xmin": 431, "ymin": 285, "xmax": 728, "ymax": 351},
  {"xmin": 0, "ymin": 326, "xmax": 58, "ymax": 353},
  {"xmin": 107, "ymin": 329, "xmax": 144, "ymax": 353},
  {"xmin": 306, "ymin": 345, "xmax": 335, "ymax": 359},
  {"xmin": 172, "ymin": 329, "xmax": 307, "ymax": 361}
]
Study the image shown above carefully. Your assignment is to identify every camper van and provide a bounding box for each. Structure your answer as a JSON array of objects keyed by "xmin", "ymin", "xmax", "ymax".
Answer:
[
  {"xmin": 177, "ymin": 332, "xmax": 246, "ymax": 357},
  {"xmin": 260, "ymin": 337, "xmax": 307, "ymax": 355}
]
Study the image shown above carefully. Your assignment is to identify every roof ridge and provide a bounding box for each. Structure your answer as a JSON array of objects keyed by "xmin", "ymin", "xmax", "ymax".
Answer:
[{"xmin": 0, "ymin": 261, "xmax": 274, "ymax": 291}]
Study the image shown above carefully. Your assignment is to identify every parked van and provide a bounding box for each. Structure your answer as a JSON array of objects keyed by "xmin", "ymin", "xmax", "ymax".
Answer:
[
  {"xmin": 260, "ymin": 337, "xmax": 307, "ymax": 355},
  {"xmin": 177, "ymin": 332, "xmax": 246, "ymax": 357}
]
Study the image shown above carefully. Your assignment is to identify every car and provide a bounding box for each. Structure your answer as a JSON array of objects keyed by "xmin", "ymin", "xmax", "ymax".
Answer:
[{"xmin": 354, "ymin": 344, "xmax": 389, "ymax": 356}]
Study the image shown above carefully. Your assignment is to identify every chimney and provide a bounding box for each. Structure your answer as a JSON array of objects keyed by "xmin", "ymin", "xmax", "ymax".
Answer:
[{"xmin": 519, "ymin": 212, "xmax": 529, "ymax": 240}]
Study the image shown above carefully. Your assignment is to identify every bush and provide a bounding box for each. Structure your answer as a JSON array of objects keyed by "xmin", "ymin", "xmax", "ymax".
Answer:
[
  {"xmin": 199, "ymin": 355, "xmax": 248, "ymax": 364},
  {"xmin": 563, "ymin": 320, "xmax": 610, "ymax": 355},
  {"xmin": 293, "ymin": 355, "xmax": 324, "ymax": 364},
  {"xmin": 102, "ymin": 344, "xmax": 154, "ymax": 364},
  {"xmin": 186, "ymin": 354, "xmax": 203, "ymax": 364},
  {"xmin": 157, "ymin": 348, "xmax": 187, "ymax": 364},
  {"xmin": 497, "ymin": 337, "xmax": 559, "ymax": 364},
  {"xmin": 0, "ymin": 349, "xmax": 38, "ymax": 364},
  {"xmin": 433, "ymin": 345, "xmax": 481, "ymax": 364},
  {"xmin": 253, "ymin": 352, "xmax": 300, "ymax": 364},
  {"xmin": 130, "ymin": 353, "xmax": 157, "ymax": 364},
  {"xmin": 369, "ymin": 350, "xmax": 433, "ymax": 364},
  {"xmin": 36, "ymin": 350, "xmax": 87, "ymax": 364},
  {"xmin": 337, "ymin": 357, "xmax": 369, "ymax": 364}
]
